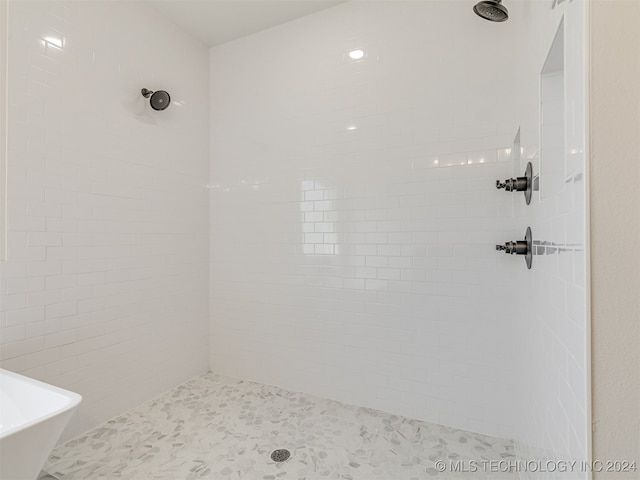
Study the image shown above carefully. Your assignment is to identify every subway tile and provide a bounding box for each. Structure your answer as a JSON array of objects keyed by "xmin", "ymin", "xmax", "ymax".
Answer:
[
  {"xmin": 1, "ymin": 0, "xmax": 210, "ymax": 441},
  {"xmin": 0, "ymin": 0, "xmax": 588, "ymax": 460}
]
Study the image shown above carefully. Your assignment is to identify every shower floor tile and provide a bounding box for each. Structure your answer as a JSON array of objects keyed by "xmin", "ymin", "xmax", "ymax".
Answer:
[{"xmin": 45, "ymin": 373, "xmax": 517, "ymax": 479}]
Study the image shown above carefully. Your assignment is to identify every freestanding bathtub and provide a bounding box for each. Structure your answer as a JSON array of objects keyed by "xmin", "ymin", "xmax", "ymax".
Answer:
[{"xmin": 0, "ymin": 369, "xmax": 82, "ymax": 480}]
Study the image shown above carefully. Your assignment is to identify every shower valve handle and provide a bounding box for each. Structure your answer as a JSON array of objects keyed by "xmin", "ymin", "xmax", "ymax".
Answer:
[
  {"xmin": 496, "ymin": 226, "xmax": 533, "ymax": 269},
  {"xmin": 496, "ymin": 241, "xmax": 528, "ymax": 255},
  {"xmin": 496, "ymin": 178, "xmax": 527, "ymax": 192},
  {"xmin": 495, "ymin": 161, "xmax": 534, "ymax": 205}
]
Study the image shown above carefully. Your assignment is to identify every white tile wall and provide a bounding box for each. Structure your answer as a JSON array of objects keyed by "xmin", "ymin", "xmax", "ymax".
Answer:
[
  {"xmin": 0, "ymin": 1, "xmax": 210, "ymax": 439},
  {"xmin": 0, "ymin": 0, "xmax": 589, "ymax": 463},
  {"xmin": 0, "ymin": 1, "xmax": 6, "ymax": 262},
  {"xmin": 509, "ymin": 0, "xmax": 590, "ymax": 477},
  {"xmin": 209, "ymin": 0, "xmax": 522, "ymax": 438}
]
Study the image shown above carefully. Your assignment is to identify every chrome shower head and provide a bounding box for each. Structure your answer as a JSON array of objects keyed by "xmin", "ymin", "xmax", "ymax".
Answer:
[
  {"xmin": 473, "ymin": 0, "xmax": 509, "ymax": 22},
  {"xmin": 141, "ymin": 88, "xmax": 171, "ymax": 111}
]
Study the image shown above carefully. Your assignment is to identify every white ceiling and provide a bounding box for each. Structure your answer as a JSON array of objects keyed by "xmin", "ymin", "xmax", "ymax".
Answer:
[{"xmin": 146, "ymin": 0, "xmax": 347, "ymax": 47}]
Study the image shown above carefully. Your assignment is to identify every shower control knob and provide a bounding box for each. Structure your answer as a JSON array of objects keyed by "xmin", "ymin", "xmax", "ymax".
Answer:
[
  {"xmin": 496, "ymin": 178, "xmax": 527, "ymax": 192},
  {"xmin": 496, "ymin": 240, "xmax": 528, "ymax": 255},
  {"xmin": 496, "ymin": 227, "xmax": 533, "ymax": 269},
  {"xmin": 496, "ymin": 161, "xmax": 533, "ymax": 205}
]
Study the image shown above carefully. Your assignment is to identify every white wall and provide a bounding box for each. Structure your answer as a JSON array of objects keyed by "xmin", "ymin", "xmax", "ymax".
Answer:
[
  {"xmin": 209, "ymin": 0, "xmax": 521, "ymax": 438},
  {"xmin": 510, "ymin": 0, "xmax": 590, "ymax": 475},
  {"xmin": 209, "ymin": 0, "xmax": 590, "ymax": 458},
  {"xmin": 590, "ymin": 0, "xmax": 640, "ymax": 474},
  {"xmin": 0, "ymin": 0, "xmax": 592, "ymax": 459},
  {"xmin": 0, "ymin": 1, "xmax": 210, "ymax": 439},
  {"xmin": 1, "ymin": 0, "xmax": 6, "ymax": 261}
]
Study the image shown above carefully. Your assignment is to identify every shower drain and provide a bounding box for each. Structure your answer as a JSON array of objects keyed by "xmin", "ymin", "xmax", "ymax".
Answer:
[{"xmin": 270, "ymin": 449, "xmax": 291, "ymax": 462}]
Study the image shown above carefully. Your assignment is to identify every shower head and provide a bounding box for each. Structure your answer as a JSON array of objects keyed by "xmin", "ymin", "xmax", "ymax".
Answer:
[
  {"xmin": 141, "ymin": 88, "xmax": 171, "ymax": 111},
  {"xmin": 473, "ymin": 0, "xmax": 509, "ymax": 22}
]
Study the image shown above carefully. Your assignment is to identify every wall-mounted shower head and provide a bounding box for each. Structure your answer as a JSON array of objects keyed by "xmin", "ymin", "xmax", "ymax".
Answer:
[
  {"xmin": 473, "ymin": 0, "xmax": 509, "ymax": 22},
  {"xmin": 141, "ymin": 88, "xmax": 171, "ymax": 111}
]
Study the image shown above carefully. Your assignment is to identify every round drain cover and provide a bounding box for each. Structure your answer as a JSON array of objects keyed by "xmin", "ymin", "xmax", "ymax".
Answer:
[{"xmin": 270, "ymin": 449, "xmax": 291, "ymax": 462}]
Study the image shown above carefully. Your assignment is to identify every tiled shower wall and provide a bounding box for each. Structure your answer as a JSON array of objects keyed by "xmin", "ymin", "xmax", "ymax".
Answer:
[
  {"xmin": 0, "ymin": 1, "xmax": 210, "ymax": 439},
  {"xmin": 510, "ymin": 0, "xmax": 590, "ymax": 476},
  {"xmin": 209, "ymin": 1, "xmax": 521, "ymax": 438},
  {"xmin": 0, "ymin": 0, "xmax": 589, "ymax": 463}
]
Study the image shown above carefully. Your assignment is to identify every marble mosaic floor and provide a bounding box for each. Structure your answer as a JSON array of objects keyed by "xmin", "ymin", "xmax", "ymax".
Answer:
[{"xmin": 45, "ymin": 373, "xmax": 517, "ymax": 479}]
